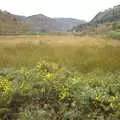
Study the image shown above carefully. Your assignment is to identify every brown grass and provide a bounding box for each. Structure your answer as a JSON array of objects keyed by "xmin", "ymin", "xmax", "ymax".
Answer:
[
  {"xmin": 0, "ymin": 35, "xmax": 120, "ymax": 46},
  {"xmin": 0, "ymin": 35, "xmax": 120, "ymax": 72}
]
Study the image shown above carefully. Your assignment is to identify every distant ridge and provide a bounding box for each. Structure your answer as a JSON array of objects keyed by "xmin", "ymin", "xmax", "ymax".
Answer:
[
  {"xmin": 17, "ymin": 14, "xmax": 86, "ymax": 32},
  {"xmin": 0, "ymin": 9, "xmax": 86, "ymax": 34}
]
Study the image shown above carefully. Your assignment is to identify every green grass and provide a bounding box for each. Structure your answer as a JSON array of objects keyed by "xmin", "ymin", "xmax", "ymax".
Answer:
[{"xmin": 107, "ymin": 31, "xmax": 120, "ymax": 40}]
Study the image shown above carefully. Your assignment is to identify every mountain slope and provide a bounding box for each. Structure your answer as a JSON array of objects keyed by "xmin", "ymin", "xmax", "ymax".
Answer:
[
  {"xmin": 19, "ymin": 14, "xmax": 86, "ymax": 32},
  {"xmin": 54, "ymin": 18, "xmax": 86, "ymax": 31},
  {"xmin": 73, "ymin": 5, "xmax": 120, "ymax": 32},
  {"xmin": 0, "ymin": 10, "xmax": 28, "ymax": 34},
  {"xmin": 91, "ymin": 5, "xmax": 120, "ymax": 24},
  {"xmin": 24, "ymin": 14, "xmax": 60, "ymax": 32},
  {"xmin": 0, "ymin": 10, "xmax": 86, "ymax": 33}
]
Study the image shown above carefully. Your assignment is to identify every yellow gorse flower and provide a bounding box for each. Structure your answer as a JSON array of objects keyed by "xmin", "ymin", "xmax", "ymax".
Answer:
[
  {"xmin": 0, "ymin": 76, "xmax": 11, "ymax": 96},
  {"xmin": 46, "ymin": 73, "xmax": 55, "ymax": 80}
]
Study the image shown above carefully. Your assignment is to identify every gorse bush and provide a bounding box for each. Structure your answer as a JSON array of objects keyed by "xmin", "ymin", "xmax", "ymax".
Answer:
[
  {"xmin": 0, "ymin": 61, "xmax": 120, "ymax": 120},
  {"xmin": 0, "ymin": 76, "xmax": 12, "ymax": 96}
]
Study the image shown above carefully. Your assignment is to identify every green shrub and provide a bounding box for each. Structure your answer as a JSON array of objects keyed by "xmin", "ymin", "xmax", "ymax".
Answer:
[
  {"xmin": 0, "ymin": 61, "xmax": 120, "ymax": 119},
  {"xmin": 107, "ymin": 31, "xmax": 120, "ymax": 39}
]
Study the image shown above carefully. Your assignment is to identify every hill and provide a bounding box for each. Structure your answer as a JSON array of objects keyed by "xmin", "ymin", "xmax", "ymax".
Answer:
[
  {"xmin": 20, "ymin": 14, "xmax": 86, "ymax": 32},
  {"xmin": 0, "ymin": 10, "xmax": 85, "ymax": 33},
  {"xmin": 0, "ymin": 10, "xmax": 28, "ymax": 34},
  {"xmin": 73, "ymin": 5, "xmax": 120, "ymax": 32},
  {"xmin": 23, "ymin": 14, "xmax": 60, "ymax": 32},
  {"xmin": 54, "ymin": 18, "xmax": 86, "ymax": 31},
  {"xmin": 91, "ymin": 5, "xmax": 120, "ymax": 24}
]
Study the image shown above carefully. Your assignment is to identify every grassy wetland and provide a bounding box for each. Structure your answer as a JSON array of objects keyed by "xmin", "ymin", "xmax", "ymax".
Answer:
[{"xmin": 0, "ymin": 35, "xmax": 120, "ymax": 72}]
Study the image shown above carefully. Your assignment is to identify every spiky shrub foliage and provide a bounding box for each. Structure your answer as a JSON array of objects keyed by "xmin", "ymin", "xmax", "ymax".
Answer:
[{"xmin": 0, "ymin": 61, "xmax": 120, "ymax": 120}]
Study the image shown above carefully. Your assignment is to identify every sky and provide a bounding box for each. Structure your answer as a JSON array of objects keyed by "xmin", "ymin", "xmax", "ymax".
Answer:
[{"xmin": 0, "ymin": 0, "xmax": 120, "ymax": 21}]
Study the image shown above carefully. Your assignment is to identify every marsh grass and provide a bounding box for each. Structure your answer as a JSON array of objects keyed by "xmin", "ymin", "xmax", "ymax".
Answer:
[{"xmin": 0, "ymin": 35, "xmax": 120, "ymax": 72}]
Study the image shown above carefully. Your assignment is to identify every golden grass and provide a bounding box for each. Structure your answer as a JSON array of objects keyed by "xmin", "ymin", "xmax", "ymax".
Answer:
[
  {"xmin": 0, "ymin": 35, "xmax": 120, "ymax": 72},
  {"xmin": 0, "ymin": 35, "xmax": 120, "ymax": 46}
]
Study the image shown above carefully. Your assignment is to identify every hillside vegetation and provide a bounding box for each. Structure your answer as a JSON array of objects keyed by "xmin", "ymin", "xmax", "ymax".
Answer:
[
  {"xmin": 0, "ymin": 10, "xmax": 28, "ymax": 34},
  {"xmin": 91, "ymin": 5, "xmax": 120, "ymax": 24},
  {"xmin": 73, "ymin": 5, "xmax": 120, "ymax": 39}
]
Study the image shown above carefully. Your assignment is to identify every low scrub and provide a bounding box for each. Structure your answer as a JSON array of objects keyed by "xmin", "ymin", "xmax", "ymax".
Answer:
[
  {"xmin": 0, "ymin": 61, "xmax": 120, "ymax": 120},
  {"xmin": 106, "ymin": 31, "xmax": 120, "ymax": 40}
]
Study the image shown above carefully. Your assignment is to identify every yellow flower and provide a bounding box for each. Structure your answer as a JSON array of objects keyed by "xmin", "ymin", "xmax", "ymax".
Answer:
[
  {"xmin": 46, "ymin": 73, "xmax": 55, "ymax": 80},
  {"xmin": 0, "ymin": 76, "xmax": 12, "ymax": 96},
  {"xmin": 58, "ymin": 86, "xmax": 69, "ymax": 100}
]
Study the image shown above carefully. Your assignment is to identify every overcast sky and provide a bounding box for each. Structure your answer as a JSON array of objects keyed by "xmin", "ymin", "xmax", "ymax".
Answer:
[{"xmin": 0, "ymin": 0, "xmax": 119, "ymax": 21}]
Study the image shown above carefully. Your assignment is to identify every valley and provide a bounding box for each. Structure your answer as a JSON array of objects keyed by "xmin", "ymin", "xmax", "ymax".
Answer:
[{"xmin": 0, "ymin": 3, "xmax": 120, "ymax": 120}]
